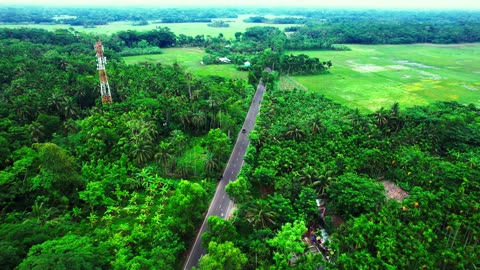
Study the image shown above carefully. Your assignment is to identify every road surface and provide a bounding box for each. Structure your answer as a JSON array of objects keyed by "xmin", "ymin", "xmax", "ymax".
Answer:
[{"xmin": 183, "ymin": 82, "xmax": 266, "ymax": 269}]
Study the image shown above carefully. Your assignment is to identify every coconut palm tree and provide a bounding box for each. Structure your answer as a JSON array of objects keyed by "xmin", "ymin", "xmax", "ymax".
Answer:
[
  {"xmin": 373, "ymin": 107, "xmax": 389, "ymax": 130},
  {"xmin": 130, "ymin": 141, "xmax": 154, "ymax": 166},
  {"xmin": 285, "ymin": 126, "xmax": 305, "ymax": 141},
  {"xmin": 155, "ymin": 141, "xmax": 173, "ymax": 173},
  {"xmin": 311, "ymin": 170, "xmax": 337, "ymax": 196},
  {"xmin": 388, "ymin": 101, "xmax": 403, "ymax": 133},
  {"xmin": 308, "ymin": 114, "xmax": 324, "ymax": 136},
  {"xmin": 30, "ymin": 121, "xmax": 45, "ymax": 143},
  {"xmin": 191, "ymin": 110, "xmax": 206, "ymax": 132},
  {"xmin": 203, "ymin": 151, "xmax": 219, "ymax": 176},
  {"xmin": 245, "ymin": 199, "xmax": 277, "ymax": 229},
  {"xmin": 169, "ymin": 129, "xmax": 187, "ymax": 155}
]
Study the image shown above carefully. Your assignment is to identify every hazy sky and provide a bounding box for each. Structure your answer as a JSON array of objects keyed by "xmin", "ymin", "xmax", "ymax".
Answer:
[{"xmin": 1, "ymin": 0, "xmax": 480, "ymax": 9}]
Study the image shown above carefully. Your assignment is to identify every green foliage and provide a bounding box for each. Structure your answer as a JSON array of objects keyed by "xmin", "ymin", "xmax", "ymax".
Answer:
[
  {"xmin": 18, "ymin": 233, "xmax": 107, "ymax": 270},
  {"xmin": 280, "ymin": 54, "xmax": 331, "ymax": 75},
  {"xmin": 294, "ymin": 187, "xmax": 319, "ymax": 221},
  {"xmin": 165, "ymin": 180, "xmax": 208, "ymax": 236},
  {"xmin": 244, "ymin": 199, "xmax": 277, "ymax": 230},
  {"xmin": 327, "ymin": 173, "xmax": 386, "ymax": 218},
  {"xmin": 201, "ymin": 128, "xmax": 231, "ymax": 163},
  {"xmin": 235, "ymin": 87, "xmax": 480, "ymax": 269},
  {"xmin": 0, "ymin": 29, "xmax": 251, "ymax": 269},
  {"xmin": 0, "ymin": 220, "xmax": 64, "ymax": 269},
  {"xmin": 118, "ymin": 46, "xmax": 163, "ymax": 56},
  {"xmin": 267, "ymin": 194, "xmax": 296, "ymax": 227},
  {"xmin": 2, "ymin": 8, "xmax": 480, "ymax": 270},
  {"xmin": 208, "ymin": 20, "xmax": 230, "ymax": 28},
  {"xmin": 226, "ymin": 176, "xmax": 251, "ymax": 204},
  {"xmin": 201, "ymin": 216, "xmax": 238, "ymax": 248},
  {"xmin": 198, "ymin": 241, "xmax": 248, "ymax": 270},
  {"xmin": 31, "ymin": 143, "xmax": 82, "ymax": 194},
  {"xmin": 267, "ymin": 220, "xmax": 308, "ymax": 269}
]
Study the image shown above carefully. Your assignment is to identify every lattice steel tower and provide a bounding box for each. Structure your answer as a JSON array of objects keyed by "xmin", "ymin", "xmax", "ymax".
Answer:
[{"xmin": 95, "ymin": 41, "xmax": 112, "ymax": 104}]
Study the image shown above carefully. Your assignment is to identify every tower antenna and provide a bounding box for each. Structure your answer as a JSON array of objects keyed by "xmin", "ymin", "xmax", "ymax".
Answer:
[{"xmin": 95, "ymin": 41, "xmax": 112, "ymax": 104}]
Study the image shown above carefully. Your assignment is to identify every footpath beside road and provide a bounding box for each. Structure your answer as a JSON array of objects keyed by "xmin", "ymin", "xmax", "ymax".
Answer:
[{"xmin": 183, "ymin": 82, "xmax": 266, "ymax": 270}]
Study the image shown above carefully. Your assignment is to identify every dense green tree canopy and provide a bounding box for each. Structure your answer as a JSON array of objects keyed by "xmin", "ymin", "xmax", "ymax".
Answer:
[{"xmin": 1, "ymin": 7, "xmax": 480, "ymax": 270}]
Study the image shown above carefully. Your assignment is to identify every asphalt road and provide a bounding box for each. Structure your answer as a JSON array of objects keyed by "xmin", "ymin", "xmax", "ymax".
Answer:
[{"xmin": 183, "ymin": 82, "xmax": 266, "ymax": 269}]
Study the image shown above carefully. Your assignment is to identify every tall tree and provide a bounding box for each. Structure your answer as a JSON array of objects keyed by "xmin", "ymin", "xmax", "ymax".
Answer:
[{"xmin": 198, "ymin": 241, "xmax": 247, "ymax": 270}]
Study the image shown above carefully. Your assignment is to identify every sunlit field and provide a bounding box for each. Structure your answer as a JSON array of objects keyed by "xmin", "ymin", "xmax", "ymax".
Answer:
[
  {"xmin": 288, "ymin": 44, "xmax": 480, "ymax": 112},
  {"xmin": 1, "ymin": 15, "xmax": 298, "ymax": 39},
  {"xmin": 123, "ymin": 47, "xmax": 247, "ymax": 79}
]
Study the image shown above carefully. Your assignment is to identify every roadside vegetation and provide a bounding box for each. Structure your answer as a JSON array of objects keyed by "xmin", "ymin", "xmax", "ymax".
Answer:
[
  {"xmin": 225, "ymin": 89, "xmax": 480, "ymax": 268},
  {"xmin": 0, "ymin": 6, "xmax": 479, "ymax": 270}
]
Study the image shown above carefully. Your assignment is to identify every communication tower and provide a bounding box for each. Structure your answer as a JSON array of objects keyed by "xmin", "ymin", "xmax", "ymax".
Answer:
[{"xmin": 95, "ymin": 41, "xmax": 112, "ymax": 104}]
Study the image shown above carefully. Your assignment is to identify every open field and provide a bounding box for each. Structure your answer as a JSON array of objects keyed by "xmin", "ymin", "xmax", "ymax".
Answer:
[
  {"xmin": 123, "ymin": 47, "xmax": 247, "ymax": 79},
  {"xmin": 288, "ymin": 44, "xmax": 480, "ymax": 112},
  {"xmin": 0, "ymin": 15, "xmax": 298, "ymax": 39}
]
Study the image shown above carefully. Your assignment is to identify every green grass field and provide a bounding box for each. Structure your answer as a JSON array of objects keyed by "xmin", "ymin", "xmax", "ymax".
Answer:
[
  {"xmin": 287, "ymin": 44, "xmax": 480, "ymax": 112},
  {"xmin": 1, "ymin": 15, "xmax": 298, "ymax": 39},
  {"xmin": 123, "ymin": 47, "xmax": 247, "ymax": 79}
]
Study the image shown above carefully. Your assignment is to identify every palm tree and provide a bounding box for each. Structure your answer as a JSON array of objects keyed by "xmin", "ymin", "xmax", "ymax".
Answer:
[
  {"xmin": 349, "ymin": 108, "xmax": 366, "ymax": 131},
  {"xmin": 309, "ymin": 115, "xmax": 324, "ymax": 136},
  {"xmin": 388, "ymin": 102, "xmax": 403, "ymax": 133},
  {"xmin": 373, "ymin": 107, "xmax": 388, "ymax": 130},
  {"xmin": 61, "ymin": 96, "xmax": 78, "ymax": 119},
  {"xmin": 48, "ymin": 90, "xmax": 64, "ymax": 112},
  {"xmin": 169, "ymin": 129, "xmax": 187, "ymax": 155},
  {"xmin": 203, "ymin": 151, "xmax": 219, "ymax": 176},
  {"xmin": 185, "ymin": 72, "xmax": 193, "ymax": 99},
  {"xmin": 30, "ymin": 121, "xmax": 45, "ymax": 143},
  {"xmin": 130, "ymin": 141, "xmax": 154, "ymax": 165},
  {"xmin": 155, "ymin": 141, "xmax": 173, "ymax": 173},
  {"xmin": 311, "ymin": 170, "xmax": 337, "ymax": 196},
  {"xmin": 175, "ymin": 159, "xmax": 193, "ymax": 179},
  {"xmin": 285, "ymin": 126, "xmax": 305, "ymax": 141},
  {"xmin": 390, "ymin": 101, "xmax": 399, "ymax": 116},
  {"xmin": 191, "ymin": 110, "xmax": 206, "ymax": 131},
  {"xmin": 245, "ymin": 200, "xmax": 277, "ymax": 229},
  {"xmin": 299, "ymin": 165, "xmax": 320, "ymax": 186},
  {"xmin": 126, "ymin": 118, "xmax": 158, "ymax": 145}
]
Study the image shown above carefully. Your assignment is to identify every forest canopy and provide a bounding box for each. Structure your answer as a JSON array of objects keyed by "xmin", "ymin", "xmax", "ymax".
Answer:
[{"xmin": 0, "ymin": 6, "xmax": 479, "ymax": 270}]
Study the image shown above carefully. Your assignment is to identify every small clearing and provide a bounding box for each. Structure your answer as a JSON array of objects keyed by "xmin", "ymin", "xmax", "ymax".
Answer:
[{"xmin": 382, "ymin": 180, "xmax": 409, "ymax": 202}]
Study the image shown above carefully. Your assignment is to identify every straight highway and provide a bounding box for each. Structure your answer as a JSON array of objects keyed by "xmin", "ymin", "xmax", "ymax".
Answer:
[{"xmin": 183, "ymin": 82, "xmax": 266, "ymax": 269}]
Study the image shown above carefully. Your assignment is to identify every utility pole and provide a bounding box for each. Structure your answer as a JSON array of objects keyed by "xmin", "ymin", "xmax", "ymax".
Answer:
[{"xmin": 95, "ymin": 41, "xmax": 112, "ymax": 104}]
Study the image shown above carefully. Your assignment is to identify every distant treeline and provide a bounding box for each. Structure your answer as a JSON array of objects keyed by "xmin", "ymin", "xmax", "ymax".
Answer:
[
  {"xmin": 2, "ymin": 6, "xmax": 479, "ymax": 45},
  {"xmin": 286, "ymin": 20, "xmax": 480, "ymax": 45},
  {"xmin": 243, "ymin": 16, "xmax": 307, "ymax": 24},
  {"xmin": 0, "ymin": 7, "xmax": 238, "ymax": 26}
]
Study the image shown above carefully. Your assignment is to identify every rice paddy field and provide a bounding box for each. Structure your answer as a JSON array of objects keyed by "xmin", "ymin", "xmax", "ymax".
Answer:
[
  {"xmin": 287, "ymin": 44, "xmax": 480, "ymax": 112},
  {"xmin": 123, "ymin": 47, "xmax": 247, "ymax": 79},
  {"xmin": 1, "ymin": 14, "xmax": 297, "ymax": 39}
]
